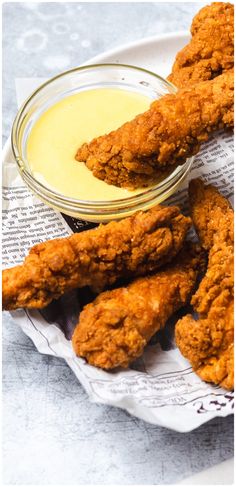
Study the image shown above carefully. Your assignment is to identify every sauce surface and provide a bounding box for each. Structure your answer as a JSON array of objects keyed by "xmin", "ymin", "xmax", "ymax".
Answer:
[{"xmin": 27, "ymin": 88, "xmax": 151, "ymax": 200}]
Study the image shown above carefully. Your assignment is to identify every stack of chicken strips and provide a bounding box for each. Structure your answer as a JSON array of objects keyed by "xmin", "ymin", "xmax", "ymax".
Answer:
[{"xmin": 3, "ymin": 3, "xmax": 234, "ymax": 391}]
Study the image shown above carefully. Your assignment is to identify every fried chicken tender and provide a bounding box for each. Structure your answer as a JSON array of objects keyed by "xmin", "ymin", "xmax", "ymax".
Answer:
[
  {"xmin": 188, "ymin": 178, "xmax": 233, "ymax": 250},
  {"xmin": 76, "ymin": 70, "xmax": 234, "ymax": 189},
  {"xmin": 175, "ymin": 179, "xmax": 234, "ymax": 390},
  {"xmin": 2, "ymin": 206, "xmax": 191, "ymax": 310},
  {"xmin": 168, "ymin": 2, "xmax": 234, "ymax": 88},
  {"xmin": 72, "ymin": 244, "xmax": 205, "ymax": 369}
]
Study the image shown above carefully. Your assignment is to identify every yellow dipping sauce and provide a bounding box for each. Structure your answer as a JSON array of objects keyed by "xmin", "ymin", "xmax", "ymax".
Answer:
[{"xmin": 27, "ymin": 88, "xmax": 151, "ymax": 200}]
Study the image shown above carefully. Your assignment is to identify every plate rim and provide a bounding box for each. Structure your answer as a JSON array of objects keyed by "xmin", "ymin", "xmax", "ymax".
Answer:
[{"xmin": 82, "ymin": 29, "xmax": 190, "ymax": 65}]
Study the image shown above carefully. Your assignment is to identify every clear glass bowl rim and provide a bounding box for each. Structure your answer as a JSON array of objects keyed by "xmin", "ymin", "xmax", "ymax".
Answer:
[{"xmin": 11, "ymin": 62, "xmax": 192, "ymax": 211}]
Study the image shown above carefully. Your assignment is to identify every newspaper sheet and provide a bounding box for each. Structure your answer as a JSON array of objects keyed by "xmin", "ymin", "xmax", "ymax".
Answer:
[{"xmin": 2, "ymin": 80, "xmax": 234, "ymax": 432}]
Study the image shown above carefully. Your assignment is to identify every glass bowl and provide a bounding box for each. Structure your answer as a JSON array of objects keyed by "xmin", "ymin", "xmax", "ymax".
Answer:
[{"xmin": 11, "ymin": 63, "xmax": 193, "ymax": 223}]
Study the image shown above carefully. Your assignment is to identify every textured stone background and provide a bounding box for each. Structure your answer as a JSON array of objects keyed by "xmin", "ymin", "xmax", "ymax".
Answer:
[{"xmin": 3, "ymin": 2, "xmax": 234, "ymax": 485}]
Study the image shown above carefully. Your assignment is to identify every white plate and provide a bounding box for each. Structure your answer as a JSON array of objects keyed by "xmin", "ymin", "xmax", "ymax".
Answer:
[
  {"xmin": 3, "ymin": 32, "xmax": 234, "ymax": 433},
  {"xmin": 85, "ymin": 30, "xmax": 189, "ymax": 72}
]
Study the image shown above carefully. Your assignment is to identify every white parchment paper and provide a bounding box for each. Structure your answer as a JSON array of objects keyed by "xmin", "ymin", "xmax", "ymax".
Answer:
[{"xmin": 2, "ymin": 77, "xmax": 234, "ymax": 432}]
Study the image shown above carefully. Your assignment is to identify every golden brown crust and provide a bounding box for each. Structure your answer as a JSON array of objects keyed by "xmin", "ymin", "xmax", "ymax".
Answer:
[
  {"xmin": 175, "ymin": 180, "xmax": 234, "ymax": 390},
  {"xmin": 72, "ymin": 244, "xmax": 205, "ymax": 369},
  {"xmin": 76, "ymin": 70, "xmax": 234, "ymax": 189},
  {"xmin": 175, "ymin": 307, "xmax": 234, "ymax": 390},
  {"xmin": 2, "ymin": 205, "xmax": 191, "ymax": 310},
  {"xmin": 168, "ymin": 2, "xmax": 234, "ymax": 88},
  {"xmin": 188, "ymin": 178, "xmax": 233, "ymax": 250}
]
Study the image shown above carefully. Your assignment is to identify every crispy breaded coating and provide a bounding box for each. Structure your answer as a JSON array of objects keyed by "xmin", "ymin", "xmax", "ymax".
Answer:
[
  {"xmin": 176, "ymin": 240, "xmax": 234, "ymax": 391},
  {"xmin": 188, "ymin": 178, "xmax": 233, "ymax": 250},
  {"xmin": 76, "ymin": 70, "xmax": 234, "ymax": 189},
  {"xmin": 2, "ymin": 206, "xmax": 191, "ymax": 310},
  {"xmin": 175, "ymin": 179, "xmax": 234, "ymax": 390},
  {"xmin": 168, "ymin": 2, "xmax": 234, "ymax": 88},
  {"xmin": 72, "ymin": 244, "xmax": 205, "ymax": 369}
]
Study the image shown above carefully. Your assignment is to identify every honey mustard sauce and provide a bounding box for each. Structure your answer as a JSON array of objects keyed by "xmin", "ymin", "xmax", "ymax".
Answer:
[{"xmin": 27, "ymin": 88, "xmax": 151, "ymax": 201}]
